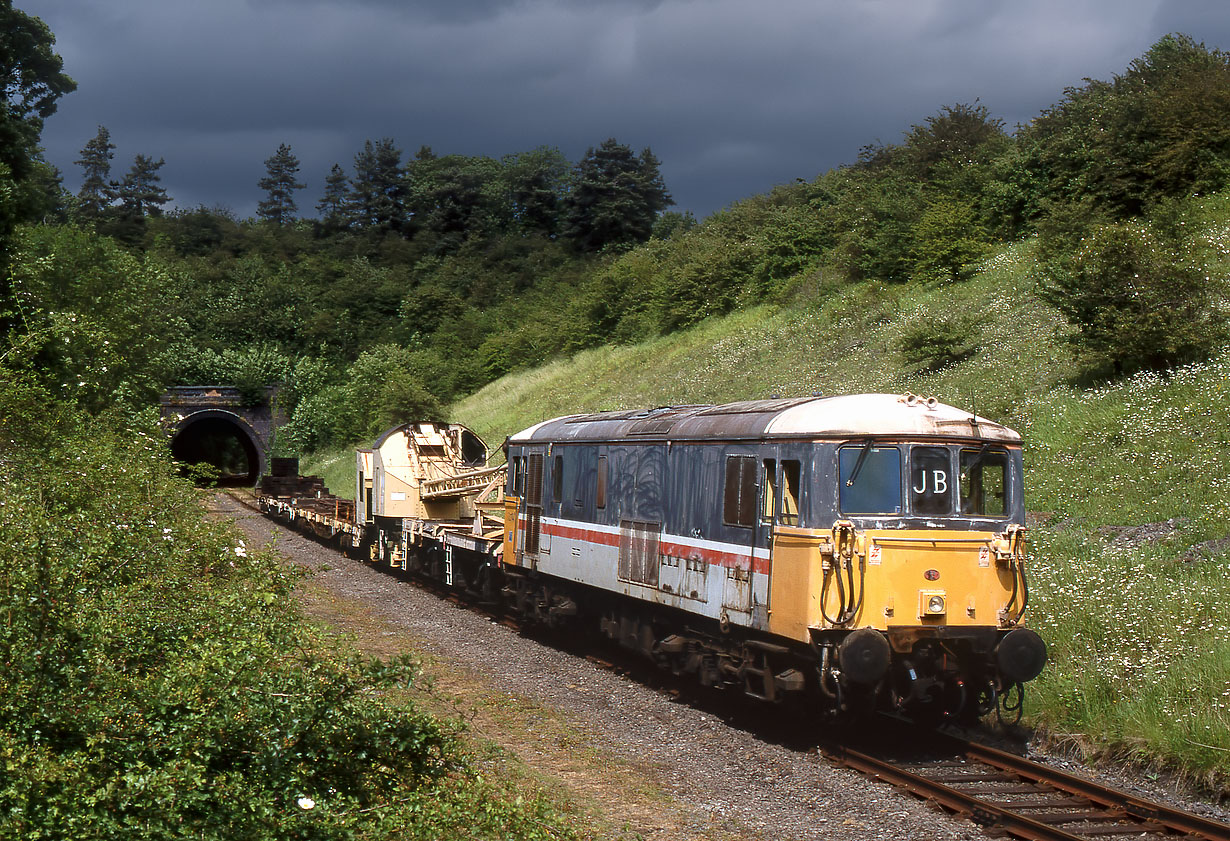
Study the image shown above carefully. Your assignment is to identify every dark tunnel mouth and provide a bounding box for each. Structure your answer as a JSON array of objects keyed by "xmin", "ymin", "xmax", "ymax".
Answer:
[{"xmin": 170, "ymin": 414, "xmax": 261, "ymax": 486}]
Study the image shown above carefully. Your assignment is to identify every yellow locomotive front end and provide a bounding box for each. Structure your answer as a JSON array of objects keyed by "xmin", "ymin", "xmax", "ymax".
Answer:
[{"xmin": 767, "ymin": 426, "xmax": 1045, "ymax": 720}]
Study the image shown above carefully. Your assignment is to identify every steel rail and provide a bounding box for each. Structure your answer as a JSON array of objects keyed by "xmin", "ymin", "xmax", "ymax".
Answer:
[
  {"xmin": 957, "ymin": 737, "xmax": 1230, "ymax": 841},
  {"xmin": 822, "ymin": 727, "xmax": 1230, "ymax": 841},
  {"xmin": 822, "ymin": 743, "xmax": 1100, "ymax": 841}
]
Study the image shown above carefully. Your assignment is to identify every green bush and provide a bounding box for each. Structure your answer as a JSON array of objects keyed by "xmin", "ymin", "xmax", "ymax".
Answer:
[
  {"xmin": 897, "ymin": 310, "xmax": 984, "ymax": 369},
  {"xmin": 0, "ymin": 396, "xmax": 460, "ymax": 839},
  {"xmin": 8, "ymin": 225, "xmax": 186, "ymax": 414},
  {"xmin": 909, "ymin": 197, "xmax": 992, "ymax": 283},
  {"xmin": 1039, "ymin": 220, "xmax": 1223, "ymax": 376}
]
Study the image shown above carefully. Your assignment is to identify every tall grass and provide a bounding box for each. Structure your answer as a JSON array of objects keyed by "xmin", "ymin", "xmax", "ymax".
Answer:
[
  {"xmin": 447, "ymin": 230, "xmax": 1230, "ymax": 788},
  {"xmin": 301, "ymin": 446, "xmax": 359, "ymax": 501}
]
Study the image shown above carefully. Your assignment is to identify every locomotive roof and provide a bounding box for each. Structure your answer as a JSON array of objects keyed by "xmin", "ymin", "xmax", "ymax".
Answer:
[{"xmin": 508, "ymin": 394, "xmax": 1021, "ymax": 444}]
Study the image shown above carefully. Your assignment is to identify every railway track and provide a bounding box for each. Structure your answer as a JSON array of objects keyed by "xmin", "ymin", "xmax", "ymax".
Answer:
[
  {"xmin": 822, "ymin": 723, "xmax": 1230, "ymax": 841},
  {"xmin": 227, "ymin": 489, "xmax": 1230, "ymax": 840}
]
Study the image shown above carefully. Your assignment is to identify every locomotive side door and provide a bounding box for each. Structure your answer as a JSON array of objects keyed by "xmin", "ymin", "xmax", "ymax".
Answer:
[
  {"xmin": 519, "ymin": 449, "xmax": 546, "ymax": 566},
  {"xmin": 720, "ymin": 453, "xmax": 761, "ymax": 617},
  {"xmin": 751, "ymin": 457, "xmax": 779, "ymax": 626}
]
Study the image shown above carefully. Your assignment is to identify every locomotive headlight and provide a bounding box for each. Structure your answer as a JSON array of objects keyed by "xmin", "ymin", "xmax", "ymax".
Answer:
[{"xmin": 919, "ymin": 590, "xmax": 947, "ymax": 618}]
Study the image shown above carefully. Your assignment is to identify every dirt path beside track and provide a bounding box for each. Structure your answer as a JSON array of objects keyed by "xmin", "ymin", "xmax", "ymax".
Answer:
[{"xmin": 209, "ymin": 491, "xmax": 985, "ymax": 841}]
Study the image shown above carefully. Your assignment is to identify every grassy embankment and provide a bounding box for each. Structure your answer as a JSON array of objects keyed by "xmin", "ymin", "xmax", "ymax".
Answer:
[{"xmin": 304, "ymin": 204, "xmax": 1230, "ymax": 791}]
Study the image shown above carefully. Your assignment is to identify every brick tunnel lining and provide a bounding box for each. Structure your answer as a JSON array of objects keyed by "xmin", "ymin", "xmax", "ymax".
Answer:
[{"xmin": 170, "ymin": 413, "xmax": 263, "ymax": 485}]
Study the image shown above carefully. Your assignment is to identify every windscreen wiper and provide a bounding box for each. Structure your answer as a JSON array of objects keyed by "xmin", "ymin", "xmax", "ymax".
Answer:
[
  {"xmin": 962, "ymin": 442, "xmax": 991, "ymax": 474},
  {"xmin": 845, "ymin": 439, "xmax": 873, "ymax": 487}
]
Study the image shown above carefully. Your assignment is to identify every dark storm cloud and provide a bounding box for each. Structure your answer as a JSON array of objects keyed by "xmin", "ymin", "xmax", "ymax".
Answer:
[{"xmin": 20, "ymin": 0, "xmax": 1230, "ymax": 219}]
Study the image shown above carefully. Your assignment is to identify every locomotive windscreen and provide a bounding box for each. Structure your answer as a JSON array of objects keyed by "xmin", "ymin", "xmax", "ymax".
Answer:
[
  {"xmin": 839, "ymin": 445, "xmax": 901, "ymax": 514},
  {"xmin": 959, "ymin": 447, "xmax": 1008, "ymax": 516}
]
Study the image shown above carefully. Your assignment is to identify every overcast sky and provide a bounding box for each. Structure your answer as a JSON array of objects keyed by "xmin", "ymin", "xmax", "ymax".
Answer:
[{"xmin": 21, "ymin": 0, "xmax": 1230, "ymax": 221}]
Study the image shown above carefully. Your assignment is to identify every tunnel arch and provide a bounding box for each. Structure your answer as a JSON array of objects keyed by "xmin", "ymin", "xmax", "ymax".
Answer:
[{"xmin": 170, "ymin": 409, "xmax": 265, "ymax": 486}]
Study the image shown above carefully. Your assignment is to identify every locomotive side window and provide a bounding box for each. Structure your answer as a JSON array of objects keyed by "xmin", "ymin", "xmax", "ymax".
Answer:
[
  {"xmin": 552, "ymin": 454, "xmax": 563, "ymax": 502},
  {"xmin": 838, "ymin": 445, "xmax": 901, "ymax": 514},
  {"xmin": 723, "ymin": 455, "xmax": 757, "ymax": 528},
  {"xmin": 596, "ymin": 456, "xmax": 608, "ymax": 509},
  {"xmin": 781, "ymin": 460, "xmax": 801, "ymax": 526},
  {"xmin": 510, "ymin": 456, "xmax": 526, "ymax": 496},
  {"xmin": 960, "ymin": 447, "xmax": 1008, "ymax": 516},
  {"xmin": 910, "ymin": 446, "xmax": 952, "ymax": 516},
  {"xmin": 762, "ymin": 459, "xmax": 777, "ymax": 521}
]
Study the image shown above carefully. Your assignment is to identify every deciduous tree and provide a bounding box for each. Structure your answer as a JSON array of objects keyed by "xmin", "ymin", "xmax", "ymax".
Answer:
[
  {"xmin": 501, "ymin": 146, "xmax": 570, "ymax": 237},
  {"xmin": 406, "ymin": 153, "xmax": 504, "ymax": 252},
  {"xmin": 1020, "ymin": 34, "xmax": 1230, "ymax": 219},
  {"xmin": 0, "ymin": 2, "xmax": 75, "ymax": 187},
  {"xmin": 1040, "ymin": 221, "xmax": 1221, "ymax": 376},
  {"xmin": 0, "ymin": 1, "xmax": 75, "ymax": 326}
]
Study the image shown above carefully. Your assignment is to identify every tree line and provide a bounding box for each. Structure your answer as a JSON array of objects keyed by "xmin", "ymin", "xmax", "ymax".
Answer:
[
  {"xmin": 71, "ymin": 128, "xmax": 674, "ymax": 254},
  {"xmin": 5, "ymin": 23, "xmax": 1229, "ymax": 450},
  {"xmin": 8, "ymin": 32, "xmax": 1226, "ymax": 455}
]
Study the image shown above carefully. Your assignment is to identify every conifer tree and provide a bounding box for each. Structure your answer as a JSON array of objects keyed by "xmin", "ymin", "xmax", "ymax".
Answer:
[
  {"xmin": 348, "ymin": 138, "xmax": 407, "ymax": 233},
  {"xmin": 256, "ymin": 143, "xmax": 304, "ymax": 224},
  {"xmin": 116, "ymin": 154, "xmax": 171, "ymax": 217},
  {"xmin": 316, "ymin": 163, "xmax": 350, "ymax": 230},
  {"xmin": 75, "ymin": 125, "xmax": 116, "ymax": 220},
  {"xmin": 561, "ymin": 139, "xmax": 672, "ymax": 251}
]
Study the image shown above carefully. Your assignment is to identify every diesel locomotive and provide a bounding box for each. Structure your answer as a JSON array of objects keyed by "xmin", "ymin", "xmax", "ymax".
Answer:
[{"xmin": 262, "ymin": 392, "xmax": 1046, "ymax": 721}]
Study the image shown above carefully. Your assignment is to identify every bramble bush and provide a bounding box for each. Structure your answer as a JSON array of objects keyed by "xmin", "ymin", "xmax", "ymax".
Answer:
[{"xmin": 0, "ymin": 374, "xmax": 573, "ymax": 839}]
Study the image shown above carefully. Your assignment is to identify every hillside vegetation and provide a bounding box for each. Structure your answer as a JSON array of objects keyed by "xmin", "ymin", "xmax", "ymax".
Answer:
[
  {"xmin": 17, "ymin": 35, "xmax": 1230, "ymax": 459},
  {"xmin": 5, "ymin": 13, "xmax": 1230, "ymax": 835},
  {"xmin": 443, "ymin": 203, "xmax": 1230, "ymax": 789}
]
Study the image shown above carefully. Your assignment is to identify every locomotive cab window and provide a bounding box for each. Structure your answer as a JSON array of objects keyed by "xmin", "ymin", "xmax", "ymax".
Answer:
[
  {"xmin": 781, "ymin": 460, "xmax": 801, "ymax": 526},
  {"xmin": 960, "ymin": 447, "xmax": 1009, "ymax": 516},
  {"xmin": 509, "ymin": 456, "xmax": 525, "ymax": 496},
  {"xmin": 552, "ymin": 454, "xmax": 563, "ymax": 503},
  {"xmin": 839, "ymin": 444, "xmax": 901, "ymax": 515},
  {"xmin": 761, "ymin": 459, "xmax": 777, "ymax": 521},
  {"xmin": 762, "ymin": 459, "xmax": 802, "ymax": 525},
  {"xmin": 910, "ymin": 446, "xmax": 952, "ymax": 516}
]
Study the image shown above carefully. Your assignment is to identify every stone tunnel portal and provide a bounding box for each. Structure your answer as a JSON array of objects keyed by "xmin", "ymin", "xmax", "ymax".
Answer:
[
  {"xmin": 161, "ymin": 386, "xmax": 282, "ymax": 487},
  {"xmin": 169, "ymin": 411, "xmax": 262, "ymax": 486}
]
